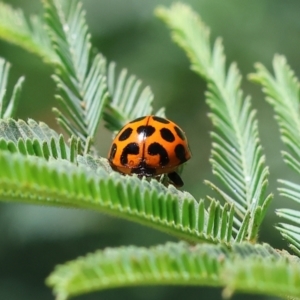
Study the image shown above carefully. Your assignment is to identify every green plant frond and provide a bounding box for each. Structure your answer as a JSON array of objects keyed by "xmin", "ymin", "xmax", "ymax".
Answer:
[
  {"xmin": 0, "ymin": 1, "xmax": 163, "ymax": 135},
  {"xmin": 275, "ymin": 222, "xmax": 300, "ymax": 256},
  {"xmin": 44, "ymin": 0, "xmax": 108, "ymax": 145},
  {"xmin": 46, "ymin": 241, "xmax": 226, "ymax": 300},
  {"xmin": 76, "ymin": 154, "xmax": 112, "ymax": 176},
  {"xmin": 250, "ymin": 56, "xmax": 300, "ymax": 253},
  {"xmin": 0, "ymin": 58, "xmax": 24, "ymax": 118},
  {"xmin": 0, "ymin": 150, "xmax": 236, "ymax": 245},
  {"xmin": 46, "ymin": 241, "xmax": 300, "ymax": 300},
  {"xmin": 250, "ymin": 55, "xmax": 300, "ymax": 172},
  {"xmin": 277, "ymin": 208, "xmax": 300, "ymax": 224},
  {"xmin": 0, "ymin": 2, "xmax": 56, "ymax": 63},
  {"xmin": 104, "ymin": 62, "xmax": 164, "ymax": 132},
  {"xmin": 275, "ymin": 180, "xmax": 300, "ymax": 254},
  {"xmin": 278, "ymin": 179, "xmax": 300, "ymax": 204},
  {"xmin": 222, "ymin": 250, "xmax": 300, "ymax": 299},
  {"xmin": 277, "ymin": 180, "xmax": 300, "ymax": 254},
  {"xmin": 0, "ymin": 118, "xmax": 80, "ymax": 162},
  {"xmin": 156, "ymin": 3, "xmax": 271, "ymax": 242}
]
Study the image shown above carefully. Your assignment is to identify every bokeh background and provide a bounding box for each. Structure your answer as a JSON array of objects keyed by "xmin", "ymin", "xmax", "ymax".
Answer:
[{"xmin": 0, "ymin": 0, "xmax": 299, "ymax": 299}]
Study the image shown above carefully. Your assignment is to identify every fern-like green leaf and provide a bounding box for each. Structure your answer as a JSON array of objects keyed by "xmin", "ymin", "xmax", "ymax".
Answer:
[
  {"xmin": 44, "ymin": 0, "xmax": 108, "ymax": 144},
  {"xmin": 250, "ymin": 55, "xmax": 300, "ymax": 254},
  {"xmin": 1, "ymin": 0, "xmax": 235, "ymax": 244},
  {"xmin": 0, "ymin": 2, "xmax": 56, "ymax": 63},
  {"xmin": 46, "ymin": 241, "xmax": 300, "ymax": 300},
  {"xmin": 277, "ymin": 179, "xmax": 300, "ymax": 255},
  {"xmin": 0, "ymin": 1, "xmax": 163, "ymax": 135},
  {"xmin": 250, "ymin": 55, "xmax": 300, "ymax": 173},
  {"xmin": 0, "ymin": 118, "xmax": 80, "ymax": 162},
  {"xmin": 156, "ymin": 3, "xmax": 272, "ymax": 242},
  {"xmin": 47, "ymin": 0, "xmax": 161, "ymax": 141},
  {"xmin": 0, "ymin": 150, "xmax": 235, "ymax": 245},
  {"xmin": 104, "ymin": 62, "xmax": 164, "ymax": 132},
  {"xmin": 222, "ymin": 245, "xmax": 300, "ymax": 299},
  {"xmin": 46, "ymin": 241, "xmax": 226, "ymax": 300},
  {"xmin": 0, "ymin": 58, "xmax": 24, "ymax": 118}
]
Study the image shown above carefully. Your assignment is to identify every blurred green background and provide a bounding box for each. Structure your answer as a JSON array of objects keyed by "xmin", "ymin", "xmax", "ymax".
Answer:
[{"xmin": 0, "ymin": 0, "xmax": 299, "ymax": 299}]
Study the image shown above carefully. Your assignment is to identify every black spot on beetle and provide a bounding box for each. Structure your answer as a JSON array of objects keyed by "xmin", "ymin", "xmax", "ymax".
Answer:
[
  {"xmin": 160, "ymin": 128, "xmax": 175, "ymax": 142},
  {"xmin": 120, "ymin": 143, "xmax": 139, "ymax": 165},
  {"xmin": 137, "ymin": 125, "xmax": 155, "ymax": 137},
  {"xmin": 148, "ymin": 142, "xmax": 169, "ymax": 166},
  {"xmin": 174, "ymin": 126, "xmax": 185, "ymax": 140},
  {"xmin": 119, "ymin": 127, "xmax": 133, "ymax": 141},
  {"xmin": 152, "ymin": 116, "xmax": 169, "ymax": 124},
  {"xmin": 130, "ymin": 116, "xmax": 146, "ymax": 123},
  {"xmin": 175, "ymin": 144, "xmax": 187, "ymax": 163},
  {"xmin": 109, "ymin": 143, "xmax": 117, "ymax": 161}
]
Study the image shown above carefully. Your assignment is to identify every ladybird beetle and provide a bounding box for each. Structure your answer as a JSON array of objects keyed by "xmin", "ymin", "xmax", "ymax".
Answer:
[{"xmin": 108, "ymin": 115, "xmax": 191, "ymax": 187}]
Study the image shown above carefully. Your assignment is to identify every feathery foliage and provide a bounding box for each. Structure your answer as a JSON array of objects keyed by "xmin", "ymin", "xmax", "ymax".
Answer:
[
  {"xmin": 0, "ymin": 149, "xmax": 236, "ymax": 245},
  {"xmin": 0, "ymin": 2, "xmax": 56, "ymax": 63},
  {"xmin": 250, "ymin": 55, "xmax": 300, "ymax": 173},
  {"xmin": 1, "ymin": 1, "xmax": 300, "ymax": 299},
  {"xmin": 44, "ymin": 0, "xmax": 108, "ymax": 145},
  {"xmin": 47, "ymin": 241, "xmax": 300, "ymax": 300},
  {"xmin": 250, "ymin": 55, "xmax": 300, "ymax": 255},
  {"xmin": 221, "ymin": 245, "xmax": 300, "ymax": 299},
  {"xmin": 0, "ymin": 118, "xmax": 80, "ymax": 162},
  {"xmin": 104, "ymin": 62, "xmax": 164, "ymax": 132},
  {"xmin": 0, "ymin": 58, "xmax": 24, "ymax": 118},
  {"xmin": 156, "ymin": 3, "xmax": 272, "ymax": 242},
  {"xmin": 0, "ymin": 1, "xmax": 162, "ymax": 135},
  {"xmin": 44, "ymin": 0, "xmax": 163, "ymax": 141}
]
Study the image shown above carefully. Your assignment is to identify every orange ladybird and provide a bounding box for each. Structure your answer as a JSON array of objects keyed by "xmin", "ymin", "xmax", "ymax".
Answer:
[{"xmin": 108, "ymin": 115, "xmax": 191, "ymax": 187}]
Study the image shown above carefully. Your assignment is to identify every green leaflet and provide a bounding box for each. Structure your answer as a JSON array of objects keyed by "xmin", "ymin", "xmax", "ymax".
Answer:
[
  {"xmin": 47, "ymin": 241, "xmax": 300, "ymax": 300},
  {"xmin": 1, "ymin": 1, "xmax": 300, "ymax": 300},
  {"xmin": 222, "ymin": 245, "xmax": 300, "ymax": 298},
  {"xmin": 250, "ymin": 55, "xmax": 300, "ymax": 172},
  {"xmin": 0, "ymin": 1, "xmax": 164, "ymax": 136},
  {"xmin": 44, "ymin": 0, "xmax": 109, "ymax": 144},
  {"xmin": 156, "ymin": 3, "xmax": 272, "ymax": 242},
  {"xmin": 0, "ymin": 150, "xmax": 234, "ymax": 245},
  {"xmin": 0, "ymin": 58, "xmax": 24, "ymax": 118},
  {"xmin": 0, "ymin": 118, "xmax": 80, "ymax": 162},
  {"xmin": 103, "ymin": 62, "xmax": 160, "ymax": 132},
  {"xmin": 250, "ymin": 56, "xmax": 300, "ymax": 255},
  {"xmin": 44, "ymin": 0, "xmax": 165, "ymax": 141},
  {"xmin": 0, "ymin": 2, "xmax": 56, "ymax": 63}
]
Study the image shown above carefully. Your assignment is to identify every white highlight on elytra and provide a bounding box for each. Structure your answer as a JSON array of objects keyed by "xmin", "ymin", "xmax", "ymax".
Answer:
[{"xmin": 138, "ymin": 132, "xmax": 145, "ymax": 142}]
